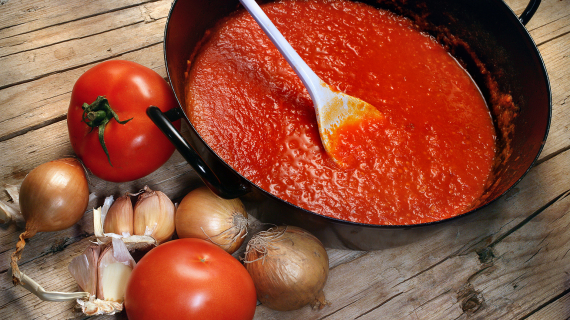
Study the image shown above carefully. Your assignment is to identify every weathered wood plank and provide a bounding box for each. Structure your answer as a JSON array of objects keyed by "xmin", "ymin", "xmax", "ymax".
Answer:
[
  {"xmin": 0, "ymin": 0, "xmax": 157, "ymax": 38},
  {"xmin": 463, "ymin": 191, "xmax": 570, "ymax": 319},
  {"xmin": 526, "ymin": 292, "xmax": 570, "ymax": 320},
  {"xmin": 0, "ymin": 1, "xmax": 171, "ymax": 58},
  {"xmin": 506, "ymin": 0, "xmax": 569, "ymax": 29},
  {"xmin": 521, "ymin": 0, "xmax": 570, "ymax": 46},
  {"xmin": 0, "ymin": 1, "xmax": 172, "ymax": 140},
  {"xmin": 0, "ymin": 206, "xmax": 94, "ymax": 274},
  {"xmin": 0, "ymin": 119, "xmax": 74, "ymax": 188},
  {"xmin": 536, "ymin": 33, "xmax": 570, "ymax": 162},
  {"xmin": 0, "ymin": 6, "xmax": 167, "ymax": 89},
  {"xmin": 1, "ymin": 234, "xmax": 108, "ymax": 319}
]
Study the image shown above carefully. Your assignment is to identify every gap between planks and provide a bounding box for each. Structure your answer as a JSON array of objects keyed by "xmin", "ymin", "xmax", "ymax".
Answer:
[{"xmin": 0, "ymin": 40, "xmax": 163, "ymax": 91}]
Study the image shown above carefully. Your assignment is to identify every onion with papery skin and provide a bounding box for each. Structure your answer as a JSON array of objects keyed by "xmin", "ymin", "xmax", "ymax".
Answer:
[
  {"xmin": 244, "ymin": 226, "xmax": 329, "ymax": 311},
  {"xmin": 10, "ymin": 158, "xmax": 90, "ymax": 285},
  {"xmin": 175, "ymin": 186, "xmax": 248, "ymax": 254}
]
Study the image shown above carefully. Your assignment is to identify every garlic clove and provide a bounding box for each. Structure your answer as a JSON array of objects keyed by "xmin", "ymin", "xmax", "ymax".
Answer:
[
  {"xmin": 96, "ymin": 238, "xmax": 135, "ymax": 303},
  {"xmin": 133, "ymin": 186, "xmax": 175, "ymax": 243},
  {"xmin": 103, "ymin": 194, "xmax": 133, "ymax": 236},
  {"xmin": 99, "ymin": 262, "xmax": 132, "ymax": 302}
]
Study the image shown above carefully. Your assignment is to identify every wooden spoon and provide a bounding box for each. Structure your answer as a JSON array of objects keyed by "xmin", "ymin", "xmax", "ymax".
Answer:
[{"xmin": 239, "ymin": 0, "xmax": 383, "ymax": 165}]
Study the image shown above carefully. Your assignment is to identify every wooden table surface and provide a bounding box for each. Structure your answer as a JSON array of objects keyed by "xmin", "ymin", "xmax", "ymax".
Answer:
[{"xmin": 1, "ymin": 0, "xmax": 569, "ymax": 319}]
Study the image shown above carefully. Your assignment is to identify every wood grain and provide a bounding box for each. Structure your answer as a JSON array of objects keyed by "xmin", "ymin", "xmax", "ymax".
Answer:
[{"xmin": 537, "ymin": 33, "xmax": 570, "ymax": 162}]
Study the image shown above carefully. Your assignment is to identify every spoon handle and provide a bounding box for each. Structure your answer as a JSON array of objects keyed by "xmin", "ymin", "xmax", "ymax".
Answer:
[{"xmin": 239, "ymin": 0, "xmax": 323, "ymax": 105}]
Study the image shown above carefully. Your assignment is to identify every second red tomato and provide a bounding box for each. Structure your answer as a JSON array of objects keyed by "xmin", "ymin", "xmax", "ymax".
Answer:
[{"xmin": 124, "ymin": 238, "xmax": 257, "ymax": 320}]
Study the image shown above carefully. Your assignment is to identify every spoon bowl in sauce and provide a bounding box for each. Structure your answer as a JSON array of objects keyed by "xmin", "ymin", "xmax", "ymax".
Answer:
[{"xmin": 238, "ymin": 0, "xmax": 383, "ymax": 166}]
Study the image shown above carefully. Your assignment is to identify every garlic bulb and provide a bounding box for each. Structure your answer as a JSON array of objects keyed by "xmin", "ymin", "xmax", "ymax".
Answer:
[
  {"xmin": 103, "ymin": 194, "xmax": 133, "ymax": 236},
  {"xmin": 133, "ymin": 186, "xmax": 175, "ymax": 243}
]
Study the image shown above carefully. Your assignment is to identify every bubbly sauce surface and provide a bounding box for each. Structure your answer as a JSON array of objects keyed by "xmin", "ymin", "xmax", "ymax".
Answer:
[{"xmin": 185, "ymin": 0, "xmax": 496, "ymax": 225}]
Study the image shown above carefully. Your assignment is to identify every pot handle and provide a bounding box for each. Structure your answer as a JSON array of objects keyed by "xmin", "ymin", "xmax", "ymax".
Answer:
[
  {"xmin": 147, "ymin": 106, "xmax": 251, "ymax": 199},
  {"xmin": 519, "ymin": 0, "xmax": 541, "ymax": 25}
]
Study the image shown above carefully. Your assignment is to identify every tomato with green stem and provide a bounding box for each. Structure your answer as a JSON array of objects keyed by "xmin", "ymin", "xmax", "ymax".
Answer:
[{"xmin": 67, "ymin": 60, "xmax": 180, "ymax": 182}]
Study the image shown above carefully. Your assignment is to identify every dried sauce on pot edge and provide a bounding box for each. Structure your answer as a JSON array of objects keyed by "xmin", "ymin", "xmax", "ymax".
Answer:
[{"xmin": 185, "ymin": 0, "xmax": 497, "ymax": 225}]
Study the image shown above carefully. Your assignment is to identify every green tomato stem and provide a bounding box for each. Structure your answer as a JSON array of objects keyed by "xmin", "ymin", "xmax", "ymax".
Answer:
[
  {"xmin": 81, "ymin": 96, "xmax": 133, "ymax": 166},
  {"xmin": 86, "ymin": 110, "xmax": 107, "ymax": 122}
]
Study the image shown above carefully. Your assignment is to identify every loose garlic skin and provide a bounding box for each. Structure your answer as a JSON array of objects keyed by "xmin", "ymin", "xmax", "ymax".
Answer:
[
  {"xmin": 133, "ymin": 186, "xmax": 175, "ymax": 243},
  {"xmin": 103, "ymin": 195, "xmax": 133, "ymax": 236},
  {"xmin": 68, "ymin": 245, "xmax": 100, "ymax": 296}
]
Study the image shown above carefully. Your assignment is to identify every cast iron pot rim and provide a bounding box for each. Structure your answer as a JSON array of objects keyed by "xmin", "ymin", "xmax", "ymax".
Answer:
[{"xmin": 163, "ymin": 0, "xmax": 552, "ymax": 230}]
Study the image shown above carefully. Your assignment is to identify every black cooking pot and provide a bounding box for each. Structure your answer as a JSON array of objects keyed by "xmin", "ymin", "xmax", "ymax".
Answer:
[{"xmin": 148, "ymin": 0, "xmax": 551, "ymax": 250}]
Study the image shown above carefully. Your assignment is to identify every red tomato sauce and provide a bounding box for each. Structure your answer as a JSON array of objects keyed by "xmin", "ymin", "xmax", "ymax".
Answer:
[{"xmin": 185, "ymin": 0, "xmax": 496, "ymax": 225}]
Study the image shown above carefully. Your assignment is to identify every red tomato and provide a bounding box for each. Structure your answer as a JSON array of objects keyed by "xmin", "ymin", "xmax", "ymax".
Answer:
[
  {"xmin": 67, "ymin": 60, "xmax": 180, "ymax": 182},
  {"xmin": 124, "ymin": 238, "xmax": 257, "ymax": 320}
]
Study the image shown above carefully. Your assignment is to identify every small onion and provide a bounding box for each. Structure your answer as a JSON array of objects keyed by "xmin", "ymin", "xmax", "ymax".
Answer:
[
  {"xmin": 175, "ymin": 186, "xmax": 248, "ymax": 254},
  {"xmin": 10, "ymin": 158, "xmax": 90, "ymax": 285},
  {"xmin": 244, "ymin": 226, "xmax": 329, "ymax": 311}
]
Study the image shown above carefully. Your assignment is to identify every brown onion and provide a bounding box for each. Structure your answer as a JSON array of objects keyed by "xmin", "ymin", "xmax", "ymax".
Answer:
[
  {"xmin": 244, "ymin": 226, "xmax": 329, "ymax": 311},
  {"xmin": 175, "ymin": 186, "xmax": 248, "ymax": 254},
  {"xmin": 10, "ymin": 158, "xmax": 90, "ymax": 285}
]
